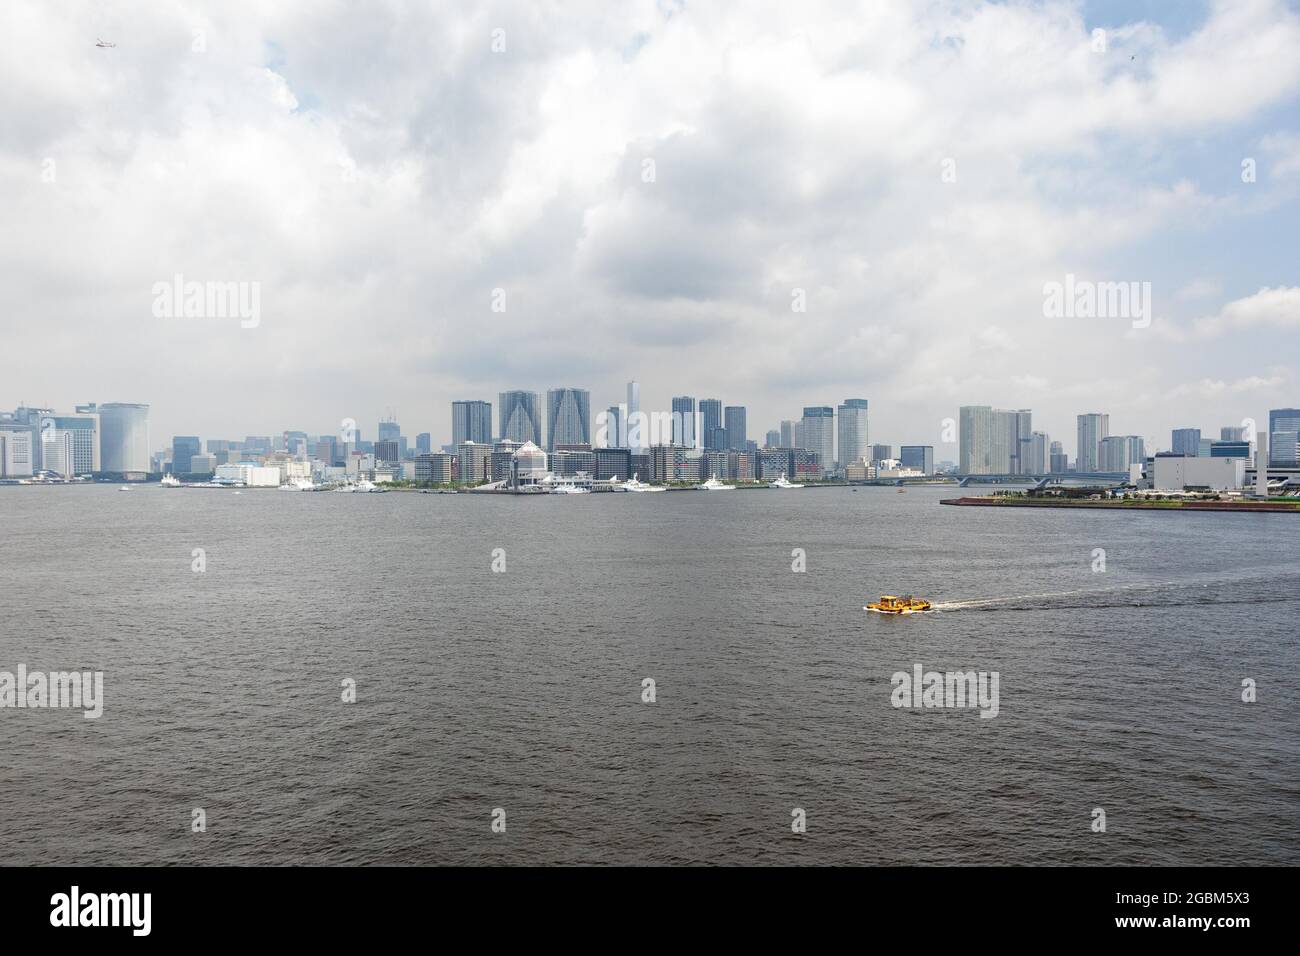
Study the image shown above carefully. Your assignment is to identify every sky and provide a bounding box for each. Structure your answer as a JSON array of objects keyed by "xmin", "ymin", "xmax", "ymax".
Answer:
[{"xmin": 2, "ymin": 0, "xmax": 1298, "ymax": 459}]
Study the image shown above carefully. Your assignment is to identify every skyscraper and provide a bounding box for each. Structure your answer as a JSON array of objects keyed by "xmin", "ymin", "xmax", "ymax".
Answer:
[
  {"xmin": 800, "ymin": 407, "xmax": 835, "ymax": 475},
  {"xmin": 899, "ymin": 445, "xmax": 934, "ymax": 474},
  {"xmin": 1171, "ymin": 428, "xmax": 1201, "ymax": 456},
  {"xmin": 1049, "ymin": 440, "xmax": 1068, "ymax": 473},
  {"xmin": 870, "ymin": 443, "xmax": 893, "ymax": 464},
  {"xmin": 1076, "ymin": 413, "xmax": 1109, "ymax": 472},
  {"xmin": 700, "ymin": 400, "xmax": 723, "ymax": 449},
  {"xmin": 723, "ymin": 406, "xmax": 747, "ymax": 450},
  {"xmin": 452, "ymin": 400, "xmax": 492, "ymax": 446},
  {"xmin": 415, "ymin": 432, "xmax": 432, "ymax": 455},
  {"xmin": 98, "ymin": 402, "xmax": 151, "ymax": 473},
  {"xmin": 499, "ymin": 391, "xmax": 541, "ymax": 445},
  {"xmin": 671, "ymin": 396, "xmax": 696, "ymax": 448},
  {"xmin": 603, "ymin": 405, "xmax": 624, "ymax": 448},
  {"xmin": 780, "ymin": 420, "xmax": 795, "ymax": 448},
  {"xmin": 627, "ymin": 381, "xmax": 643, "ymax": 453},
  {"xmin": 546, "ymin": 388, "xmax": 591, "ymax": 450},
  {"xmin": 1099, "ymin": 435, "xmax": 1146, "ymax": 471},
  {"xmin": 837, "ymin": 399, "xmax": 868, "ymax": 469},
  {"xmin": 765, "ymin": 429, "xmax": 781, "ymax": 448},
  {"xmin": 1029, "ymin": 431, "xmax": 1049, "ymax": 474},
  {"xmin": 959, "ymin": 406, "xmax": 1030, "ymax": 474}
]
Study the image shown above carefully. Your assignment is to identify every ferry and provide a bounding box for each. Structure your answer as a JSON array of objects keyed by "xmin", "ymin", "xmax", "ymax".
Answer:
[
  {"xmin": 696, "ymin": 475, "xmax": 735, "ymax": 491},
  {"xmin": 768, "ymin": 474, "xmax": 804, "ymax": 489},
  {"xmin": 865, "ymin": 595, "xmax": 932, "ymax": 614},
  {"xmin": 550, "ymin": 484, "xmax": 591, "ymax": 494},
  {"xmin": 160, "ymin": 474, "xmax": 182, "ymax": 488}
]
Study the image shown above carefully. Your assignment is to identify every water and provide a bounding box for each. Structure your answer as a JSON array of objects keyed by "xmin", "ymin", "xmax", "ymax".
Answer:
[{"xmin": 1, "ymin": 483, "xmax": 1296, "ymax": 865}]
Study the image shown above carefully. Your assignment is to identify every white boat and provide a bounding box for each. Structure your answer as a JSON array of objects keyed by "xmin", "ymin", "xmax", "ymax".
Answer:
[
  {"xmin": 119, "ymin": 485, "xmax": 132, "ymax": 492},
  {"xmin": 279, "ymin": 477, "xmax": 320, "ymax": 492},
  {"xmin": 619, "ymin": 473, "xmax": 664, "ymax": 493},
  {"xmin": 769, "ymin": 473, "xmax": 804, "ymax": 489},
  {"xmin": 357, "ymin": 479, "xmax": 386, "ymax": 493},
  {"xmin": 551, "ymin": 484, "xmax": 591, "ymax": 494},
  {"xmin": 696, "ymin": 475, "xmax": 735, "ymax": 491},
  {"xmin": 160, "ymin": 474, "xmax": 182, "ymax": 488}
]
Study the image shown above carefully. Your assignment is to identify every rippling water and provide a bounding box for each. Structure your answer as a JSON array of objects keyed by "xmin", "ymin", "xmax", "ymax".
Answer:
[{"xmin": 1, "ymin": 483, "xmax": 1296, "ymax": 865}]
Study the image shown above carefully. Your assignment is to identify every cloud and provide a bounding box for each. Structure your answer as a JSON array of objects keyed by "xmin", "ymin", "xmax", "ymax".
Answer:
[{"xmin": 1192, "ymin": 286, "xmax": 1300, "ymax": 337}]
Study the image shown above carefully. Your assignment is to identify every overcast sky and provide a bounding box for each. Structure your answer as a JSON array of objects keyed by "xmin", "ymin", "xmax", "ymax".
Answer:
[{"xmin": 3, "ymin": 0, "xmax": 1298, "ymax": 457}]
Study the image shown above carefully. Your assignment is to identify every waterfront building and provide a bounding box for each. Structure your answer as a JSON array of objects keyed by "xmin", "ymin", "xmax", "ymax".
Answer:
[
  {"xmin": 800, "ymin": 407, "xmax": 835, "ymax": 475},
  {"xmin": 188, "ymin": 452, "xmax": 216, "ymax": 475},
  {"xmin": 837, "ymin": 399, "xmax": 869, "ymax": 470},
  {"xmin": 1076, "ymin": 413, "xmax": 1109, "ymax": 472},
  {"xmin": 510, "ymin": 441, "xmax": 549, "ymax": 488},
  {"xmin": 1099, "ymin": 435, "xmax": 1146, "ymax": 471},
  {"xmin": 499, "ymin": 391, "xmax": 542, "ymax": 445},
  {"xmin": 98, "ymin": 402, "xmax": 151, "ymax": 473},
  {"xmin": 960, "ymin": 406, "xmax": 1033, "ymax": 474},
  {"xmin": 729, "ymin": 451, "xmax": 756, "ymax": 481},
  {"xmin": 790, "ymin": 447, "xmax": 821, "ymax": 480},
  {"xmin": 629, "ymin": 453, "xmax": 652, "ymax": 479},
  {"xmin": 550, "ymin": 449, "xmax": 597, "ymax": 477},
  {"xmin": 844, "ymin": 459, "xmax": 870, "ymax": 481},
  {"xmin": 900, "ymin": 445, "xmax": 934, "ymax": 475},
  {"xmin": 650, "ymin": 444, "xmax": 694, "ymax": 482},
  {"xmin": 546, "ymin": 388, "xmax": 591, "ymax": 451},
  {"xmin": 456, "ymin": 441, "xmax": 492, "ymax": 482},
  {"xmin": 374, "ymin": 439, "xmax": 401, "ymax": 464},
  {"xmin": 701, "ymin": 449, "xmax": 730, "ymax": 481},
  {"xmin": 1209, "ymin": 440, "xmax": 1250, "ymax": 459},
  {"xmin": 1049, "ymin": 441, "xmax": 1067, "ymax": 473},
  {"xmin": 0, "ymin": 426, "xmax": 34, "ymax": 477},
  {"xmin": 672, "ymin": 396, "xmax": 696, "ymax": 448},
  {"xmin": 870, "ymin": 443, "xmax": 893, "ymax": 464},
  {"xmin": 1028, "ymin": 432, "xmax": 1049, "ymax": 474},
  {"xmin": 414, "ymin": 452, "xmax": 455, "ymax": 484},
  {"xmin": 171, "ymin": 435, "xmax": 201, "ymax": 474},
  {"xmin": 1269, "ymin": 408, "xmax": 1300, "ymax": 466},
  {"xmin": 594, "ymin": 447, "xmax": 632, "ymax": 481},
  {"xmin": 1152, "ymin": 455, "xmax": 1244, "ymax": 491}
]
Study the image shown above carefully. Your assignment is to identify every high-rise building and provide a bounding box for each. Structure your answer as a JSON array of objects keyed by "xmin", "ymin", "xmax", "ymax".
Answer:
[
  {"xmin": 602, "ymin": 405, "xmax": 624, "ymax": 448},
  {"xmin": 374, "ymin": 440, "xmax": 401, "ymax": 463},
  {"xmin": 671, "ymin": 396, "xmax": 696, "ymax": 448},
  {"xmin": 723, "ymin": 406, "xmax": 747, "ymax": 451},
  {"xmin": 171, "ymin": 436, "xmax": 201, "ymax": 474},
  {"xmin": 765, "ymin": 429, "xmax": 781, "ymax": 448},
  {"xmin": 837, "ymin": 399, "xmax": 868, "ymax": 470},
  {"xmin": 1220, "ymin": 425, "xmax": 1247, "ymax": 441},
  {"xmin": 377, "ymin": 419, "xmax": 401, "ymax": 444},
  {"xmin": 415, "ymin": 433, "xmax": 432, "ymax": 455},
  {"xmin": 1099, "ymin": 435, "xmax": 1146, "ymax": 471},
  {"xmin": 1049, "ymin": 440, "xmax": 1068, "ymax": 473},
  {"xmin": 780, "ymin": 420, "xmax": 796, "ymax": 448},
  {"xmin": 959, "ymin": 407, "xmax": 1030, "ymax": 474},
  {"xmin": 800, "ymin": 407, "xmax": 835, "ymax": 475},
  {"xmin": 98, "ymin": 403, "xmax": 151, "ymax": 473},
  {"xmin": 899, "ymin": 445, "xmax": 934, "ymax": 474},
  {"xmin": 870, "ymin": 444, "xmax": 893, "ymax": 464},
  {"xmin": 700, "ymin": 400, "xmax": 723, "ymax": 449},
  {"xmin": 1028, "ymin": 431, "xmax": 1049, "ymax": 474},
  {"xmin": 627, "ymin": 381, "xmax": 643, "ymax": 453},
  {"xmin": 499, "ymin": 391, "xmax": 541, "ymax": 445},
  {"xmin": 546, "ymin": 388, "xmax": 591, "ymax": 451},
  {"xmin": 1171, "ymin": 428, "xmax": 1201, "ymax": 456},
  {"xmin": 452, "ymin": 400, "xmax": 492, "ymax": 446},
  {"xmin": 1268, "ymin": 408, "xmax": 1300, "ymax": 466},
  {"xmin": 1076, "ymin": 413, "xmax": 1109, "ymax": 472},
  {"xmin": 315, "ymin": 436, "xmax": 339, "ymax": 466}
]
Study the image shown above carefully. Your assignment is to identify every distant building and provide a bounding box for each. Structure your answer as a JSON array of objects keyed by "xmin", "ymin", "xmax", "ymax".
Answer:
[
  {"xmin": 800, "ymin": 407, "xmax": 835, "ymax": 475},
  {"xmin": 650, "ymin": 444, "xmax": 694, "ymax": 482},
  {"xmin": 672, "ymin": 397, "xmax": 696, "ymax": 448},
  {"xmin": 546, "ymin": 388, "xmax": 590, "ymax": 451},
  {"xmin": 594, "ymin": 447, "xmax": 632, "ymax": 481},
  {"xmin": 457, "ymin": 441, "xmax": 492, "ymax": 482},
  {"xmin": 764, "ymin": 429, "xmax": 781, "ymax": 448},
  {"xmin": 374, "ymin": 440, "xmax": 401, "ymax": 464},
  {"xmin": 1076, "ymin": 413, "xmax": 1109, "ymax": 472},
  {"xmin": 98, "ymin": 402, "xmax": 151, "ymax": 473},
  {"xmin": 452, "ymin": 400, "xmax": 493, "ymax": 446},
  {"xmin": 1028, "ymin": 431, "xmax": 1049, "ymax": 474},
  {"xmin": 1049, "ymin": 440, "xmax": 1067, "ymax": 473},
  {"xmin": 729, "ymin": 450, "xmax": 756, "ymax": 481},
  {"xmin": 415, "ymin": 453, "xmax": 455, "ymax": 484},
  {"xmin": 899, "ymin": 445, "xmax": 934, "ymax": 475},
  {"xmin": 550, "ymin": 449, "xmax": 597, "ymax": 477},
  {"xmin": 1171, "ymin": 428, "xmax": 1201, "ymax": 457},
  {"xmin": 870, "ymin": 443, "xmax": 893, "ymax": 464},
  {"xmin": 416, "ymin": 432, "xmax": 432, "ymax": 455},
  {"xmin": 510, "ymin": 441, "xmax": 549, "ymax": 488},
  {"xmin": 1099, "ymin": 435, "xmax": 1146, "ymax": 471},
  {"xmin": 1269, "ymin": 408, "xmax": 1300, "ymax": 466},
  {"xmin": 960, "ymin": 406, "xmax": 1032, "ymax": 474},
  {"xmin": 837, "ymin": 399, "xmax": 868, "ymax": 470},
  {"xmin": 780, "ymin": 420, "xmax": 796, "ymax": 447},
  {"xmin": 700, "ymin": 400, "xmax": 723, "ymax": 449},
  {"xmin": 789, "ymin": 448, "xmax": 821, "ymax": 479},
  {"xmin": 723, "ymin": 406, "xmax": 747, "ymax": 451},
  {"xmin": 171, "ymin": 436, "xmax": 201, "ymax": 474},
  {"xmin": 499, "ymin": 391, "xmax": 542, "ymax": 445},
  {"xmin": 1220, "ymin": 425, "xmax": 1247, "ymax": 441},
  {"xmin": 1153, "ymin": 455, "xmax": 1243, "ymax": 491},
  {"xmin": 188, "ymin": 452, "xmax": 216, "ymax": 475},
  {"xmin": 0, "ymin": 425, "xmax": 34, "ymax": 477}
]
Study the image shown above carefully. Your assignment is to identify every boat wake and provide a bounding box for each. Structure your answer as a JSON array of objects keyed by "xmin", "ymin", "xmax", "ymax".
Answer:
[{"xmin": 929, "ymin": 575, "xmax": 1300, "ymax": 612}]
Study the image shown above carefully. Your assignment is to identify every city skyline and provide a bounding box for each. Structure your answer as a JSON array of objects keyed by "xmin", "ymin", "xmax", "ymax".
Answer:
[{"xmin": 3, "ymin": 2, "xmax": 1298, "ymax": 450}]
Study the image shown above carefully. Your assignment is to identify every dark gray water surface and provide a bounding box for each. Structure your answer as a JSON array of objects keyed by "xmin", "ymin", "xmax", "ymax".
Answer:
[{"xmin": 1, "ymin": 483, "xmax": 1296, "ymax": 865}]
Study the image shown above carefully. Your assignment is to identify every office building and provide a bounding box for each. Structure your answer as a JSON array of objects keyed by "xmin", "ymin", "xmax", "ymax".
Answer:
[
  {"xmin": 0, "ymin": 425, "xmax": 34, "ymax": 477},
  {"xmin": 168, "ymin": 435, "xmax": 200, "ymax": 474},
  {"xmin": 546, "ymin": 388, "xmax": 591, "ymax": 451},
  {"xmin": 499, "ymin": 391, "xmax": 542, "ymax": 445},
  {"xmin": 594, "ymin": 447, "xmax": 633, "ymax": 481},
  {"xmin": 415, "ymin": 433, "xmax": 432, "ymax": 455},
  {"xmin": 98, "ymin": 403, "xmax": 151, "ymax": 473},
  {"xmin": 1028, "ymin": 431, "xmax": 1049, "ymax": 474},
  {"xmin": 452, "ymin": 400, "xmax": 493, "ymax": 446},
  {"xmin": 800, "ymin": 407, "xmax": 835, "ymax": 476},
  {"xmin": 899, "ymin": 445, "xmax": 934, "ymax": 475},
  {"xmin": 765, "ymin": 429, "xmax": 781, "ymax": 448},
  {"xmin": 780, "ymin": 420, "xmax": 796, "ymax": 448},
  {"xmin": 414, "ymin": 453, "xmax": 455, "ymax": 484},
  {"xmin": 700, "ymin": 400, "xmax": 723, "ymax": 449},
  {"xmin": 1049, "ymin": 441, "xmax": 1068, "ymax": 473},
  {"xmin": 456, "ymin": 441, "xmax": 492, "ymax": 482},
  {"xmin": 1269, "ymin": 408, "xmax": 1300, "ymax": 466},
  {"xmin": 1171, "ymin": 428, "xmax": 1201, "ymax": 457},
  {"xmin": 837, "ymin": 399, "xmax": 869, "ymax": 471},
  {"xmin": 723, "ymin": 406, "xmax": 747, "ymax": 451},
  {"xmin": 1099, "ymin": 435, "xmax": 1146, "ymax": 471},
  {"xmin": 870, "ymin": 443, "xmax": 893, "ymax": 464},
  {"xmin": 374, "ymin": 440, "xmax": 401, "ymax": 464},
  {"xmin": 627, "ymin": 381, "xmax": 643, "ymax": 453}
]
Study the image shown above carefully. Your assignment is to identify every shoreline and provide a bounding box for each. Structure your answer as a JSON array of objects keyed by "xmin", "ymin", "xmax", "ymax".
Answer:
[{"xmin": 940, "ymin": 496, "xmax": 1300, "ymax": 513}]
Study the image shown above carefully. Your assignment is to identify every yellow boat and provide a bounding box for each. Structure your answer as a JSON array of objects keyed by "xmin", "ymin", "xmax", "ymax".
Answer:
[{"xmin": 865, "ymin": 594, "xmax": 932, "ymax": 614}]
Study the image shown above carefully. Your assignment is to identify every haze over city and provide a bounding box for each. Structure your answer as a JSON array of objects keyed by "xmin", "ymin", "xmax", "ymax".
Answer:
[{"xmin": 3, "ymin": 0, "xmax": 1299, "ymax": 451}]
